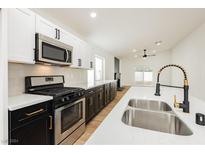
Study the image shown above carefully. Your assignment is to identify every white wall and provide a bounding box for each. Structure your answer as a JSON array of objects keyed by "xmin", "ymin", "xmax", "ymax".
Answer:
[
  {"xmin": 171, "ymin": 22, "xmax": 205, "ymax": 101},
  {"xmin": 121, "ymin": 50, "xmax": 172, "ymax": 86},
  {"xmin": 0, "ymin": 9, "xmax": 8, "ymax": 145}
]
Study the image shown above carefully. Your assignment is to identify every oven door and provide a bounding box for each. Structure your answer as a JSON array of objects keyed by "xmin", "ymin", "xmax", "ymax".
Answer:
[
  {"xmin": 55, "ymin": 98, "xmax": 85, "ymax": 144},
  {"xmin": 36, "ymin": 34, "xmax": 72, "ymax": 65}
]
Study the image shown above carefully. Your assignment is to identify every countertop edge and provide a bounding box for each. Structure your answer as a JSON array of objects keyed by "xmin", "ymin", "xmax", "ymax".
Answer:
[
  {"xmin": 85, "ymin": 86, "xmax": 205, "ymax": 144},
  {"xmin": 67, "ymin": 80, "xmax": 117, "ymax": 90},
  {"xmin": 8, "ymin": 94, "xmax": 53, "ymax": 111}
]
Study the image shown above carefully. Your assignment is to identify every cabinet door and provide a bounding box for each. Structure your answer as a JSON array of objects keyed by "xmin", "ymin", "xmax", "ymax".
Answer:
[
  {"xmin": 86, "ymin": 45, "xmax": 94, "ymax": 69},
  {"xmin": 60, "ymin": 29, "xmax": 76, "ymax": 46},
  {"xmin": 95, "ymin": 89, "xmax": 104, "ymax": 111},
  {"xmin": 70, "ymin": 38, "xmax": 82, "ymax": 68},
  {"xmin": 60, "ymin": 30, "xmax": 80, "ymax": 67},
  {"xmin": 110, "ymin": 82, "xmax": 115, "ymax": 101},
  {"xmin": 36, "ymin": 15, "xmax": 57, "ymax": 39},
  {"xmin": 10, "ymin": 114, "xmax": 51, "ymax": 145},
  {"xmin": 89, "ymin": 46, "xmax": 95, "ymax": 69},
  {"xmin": 114, "ymin": 82, "xmax": 117, "ymax": 98},
  {"xmin": 83, "ymin": 43, "xmax": 92, "ymax": 69},
  {"xmin": 8, "ymin": 8, "xmax": 35, "ymax": 64},
  {"xmin": 86, "ymin": 94, "xmax": 96, "ymax": 123},
  {"xmin": 105, "ymin": 84, "xmax": 111, "ymax": 105},
  {"xmin": 71, "ymin": 39, "xmax": 94, "ymax": 69},
  {"xmin": 78, "ymin": 39, "xmax": 86, "ymax": 68}
]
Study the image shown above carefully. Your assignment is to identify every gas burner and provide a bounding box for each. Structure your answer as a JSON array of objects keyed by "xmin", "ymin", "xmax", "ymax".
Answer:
[{"xmin": 35, "ymin": 87, "xmax": 84, "ymax": 97}]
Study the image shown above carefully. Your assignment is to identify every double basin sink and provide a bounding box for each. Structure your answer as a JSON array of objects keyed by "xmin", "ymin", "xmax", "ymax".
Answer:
[{"xmin": 122, "ymin": 99, "xmax": 193, "ymax": 136}]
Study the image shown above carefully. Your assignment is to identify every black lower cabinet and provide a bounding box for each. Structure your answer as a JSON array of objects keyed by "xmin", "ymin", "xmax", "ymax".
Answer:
[
  {"xmin": 85, "ymin": 86, "xmax": 105, "ymax": 123},
  {"xmin": 104, "ymin": 83, "xmax": 111, "ymax": 106},
  {"xmin": 95, "ymin": 86, "xmax": 104, "ymax": 112},
  {"xmin": 85, "ymin": 89, "xmax": 96, "ymax": 123},
  {"xmin": 10, "ymin": 114, "xmax": 51, "ymax": 145},
  {"xmin": 9, "ymin": 101, "xmax": 53, "ymax": 145},
  {"xmin": 110, "ymin": 81, "xmax": 117, "ymax": 101}
]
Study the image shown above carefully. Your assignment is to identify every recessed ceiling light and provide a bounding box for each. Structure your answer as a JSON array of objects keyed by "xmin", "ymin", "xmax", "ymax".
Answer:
[
  {"xmin": 132, "ymin": 49, "xmax": 137, "ymax": 53},
  {"xmin": 134, "ymin": 55, "xmax": 138, "ymax": 58},
  {"xmin": 90, "ymin": 12, "xmax": 97, "ymax": 18},
  {"xmin": 155, "ymin": 41, "xmax": 162, "ymax": 46},
  {"xmin": 152, "ymin": 50, "xmax": 156, "ymax": 53}
]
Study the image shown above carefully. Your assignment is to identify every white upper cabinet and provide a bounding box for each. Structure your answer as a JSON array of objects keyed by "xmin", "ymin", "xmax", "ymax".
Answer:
[
  {"xmin": 88, "ymin": 46, "xmax": 95, "ymax": 69},
  {"xmin": 7, "ymin": 8, "xmax": 94, "ymax": 68},
  {"xmin": 79, "ymin": 40, "xmax": 87, "ymax": 68},
  {"xmin": 8, "ymin": 8, "xmax": 36, "ymax": 64},
  {"xmin": 78, "ymin": 42, "xmax": 94, "ymax": 70},
  {"xmin": 35, "ymin": 15, "xmax": 94, "ymax": 69},
  {"xmin": 70, "ymin": 38, "xmax": 83, "ymax": 68},
  {"xmin": 36, "ymin": 15, "xmax": 58, "ymax": 39},
  {"xmin": 36, "ymin": 15, "xmax": 77, "ymax": 47},
  {"xmin": 83, "ymin": 43, "xmax": 94, "ymax": 69},
  {"xmin": 60, "ymin": 29, "xmax": 77, "ymax": 47},
  {"xmin": 71, "ymin": 39, "xmax": 94, "ymax": 69},
  {"xmin": 70, "ymin": 38, "xmax": 90, "ymax": 69}
]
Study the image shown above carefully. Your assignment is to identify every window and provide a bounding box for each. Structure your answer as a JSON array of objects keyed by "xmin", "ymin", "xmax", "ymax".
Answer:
[
  {"xmin": 144, "ymin": 72, "xmax": 153, "ymax": 82},
  {"xmin": 135, "ymin": 71, "xmax": 153, "ymax": 84},
  {"xmin": 94, "ymin": 56, "xmax": 104, "ymax": 81}
]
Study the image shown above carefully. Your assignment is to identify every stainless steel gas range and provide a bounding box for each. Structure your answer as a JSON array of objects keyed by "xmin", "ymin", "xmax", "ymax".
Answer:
[{"xmin": 25, "ymin": 75, "xmax": 85, "ymax": 144}]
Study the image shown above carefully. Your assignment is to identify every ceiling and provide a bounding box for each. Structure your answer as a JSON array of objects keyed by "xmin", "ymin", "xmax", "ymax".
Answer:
[{"xmin": 35, "ymin": 8, "xmax": 205, "ymax": 57}]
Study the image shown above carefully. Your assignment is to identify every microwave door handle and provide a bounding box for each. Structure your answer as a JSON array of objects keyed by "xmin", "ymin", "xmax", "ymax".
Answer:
[
  {"xmin": 66, "ymin": 50, "xmax": 69, "ymax": 62},
  {"xmin": 58, "ymin": 29, "xmax": 60, "ymax": 40}
]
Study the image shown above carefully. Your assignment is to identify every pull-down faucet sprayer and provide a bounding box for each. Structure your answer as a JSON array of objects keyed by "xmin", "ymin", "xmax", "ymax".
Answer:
[{"xmin": 155, "ymin": 64, "xmax": 190, "ymax": 113}]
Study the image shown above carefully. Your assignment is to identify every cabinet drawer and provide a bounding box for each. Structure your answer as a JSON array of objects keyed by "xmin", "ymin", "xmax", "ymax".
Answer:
[{"xmin": 9, "ymin": 101, "xmax": 51, "ymax": 131}]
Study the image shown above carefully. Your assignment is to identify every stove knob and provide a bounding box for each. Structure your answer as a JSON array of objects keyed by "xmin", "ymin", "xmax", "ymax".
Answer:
[
  {"xmin": 61, "ymin": 98, "xmax": 65, "ymax": 102},
  {"xmin": 66, "ymin": 96, "xmax": 70, "ymax": 101}
]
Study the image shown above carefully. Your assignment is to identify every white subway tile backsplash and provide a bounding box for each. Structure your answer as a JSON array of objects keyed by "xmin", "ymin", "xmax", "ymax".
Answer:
[{"xmin": 8, "ymin": 63, "xmax": 87, "ymax": 96}]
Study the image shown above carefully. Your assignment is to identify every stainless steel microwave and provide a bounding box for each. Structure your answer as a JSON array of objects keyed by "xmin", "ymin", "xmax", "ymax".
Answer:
[{"xmin": 35, "ymin": 33, "xmax": 73, "ymax": 66}]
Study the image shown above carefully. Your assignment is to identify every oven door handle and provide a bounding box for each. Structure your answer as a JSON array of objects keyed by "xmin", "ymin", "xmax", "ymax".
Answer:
[{"xmin": 55, "ymin": 98, "xmax": 85, "ymax": 112}]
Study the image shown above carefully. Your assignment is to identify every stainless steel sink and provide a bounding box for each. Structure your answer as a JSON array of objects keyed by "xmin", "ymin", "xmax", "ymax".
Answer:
[
  {"xmin": 122, "ymin": 109, "xmax": 193, "ymax": 136},
  {"xmin": 128, "ymin": 99, "xmax": 172, "ymax": 112}
]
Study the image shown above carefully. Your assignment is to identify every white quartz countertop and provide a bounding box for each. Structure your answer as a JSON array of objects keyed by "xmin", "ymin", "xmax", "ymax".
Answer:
[
  {"xmin": 8, "ymin": 80, "xmax": 116, "ymax": 111},
  {"xmin": 86, "ymin": 86, "xmax": 205, "ymax": 144},
  {"xmin": 66, "ymin": 80, "xmax": 117, "ymax": 90},
  {"xmin": 8, "ymin": 94, "xmax": 53, "ymax": 111}
]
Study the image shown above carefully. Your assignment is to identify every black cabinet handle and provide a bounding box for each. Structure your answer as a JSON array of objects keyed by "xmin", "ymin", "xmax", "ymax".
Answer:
[
  {"xmin": 90, "ymin": 61, "xmax": 93, "ymax": 68},
  {"xmin": 55, "ymin": 28, "xmax": 58, "ymax": 39},
  {"xmin": 18, "ymin": 108, "xmax": 45, "ymax": 122},
  {"xmin": 78, "ymin": 59, "xmax": 82, "ymax": 67},
  {"xmin": 58, "ymin": 29, "xmax": 60, "ymax": 40},
  {"xmin": 49, "ymin": 115, "xmax": 53, "ymax": 130}
]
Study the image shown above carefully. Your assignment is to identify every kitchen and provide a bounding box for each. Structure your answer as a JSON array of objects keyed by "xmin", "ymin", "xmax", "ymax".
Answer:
[{"xmin": 1, "ymin": 3, "xmax": 205, "ymax": 150}]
